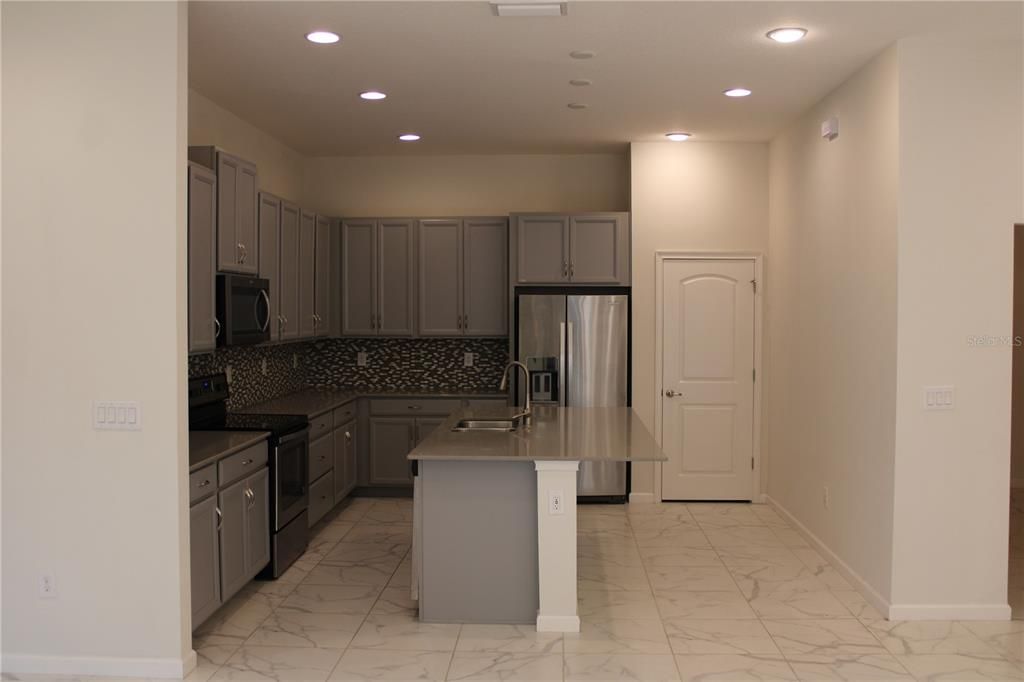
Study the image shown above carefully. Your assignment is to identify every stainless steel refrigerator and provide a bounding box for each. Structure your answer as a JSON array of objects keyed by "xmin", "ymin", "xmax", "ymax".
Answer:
[{"xmin": 516, "ymin": 292, "xmax": 629, "ymax": 499}]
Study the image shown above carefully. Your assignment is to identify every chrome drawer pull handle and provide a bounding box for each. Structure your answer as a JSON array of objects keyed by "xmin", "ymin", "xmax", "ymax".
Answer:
[
  {"xmin": 215, "ymin": 507, "xmax": 223, "ymax": 531},
  {"xmin": 198, "ymin": 479, "xmax": 211, "ymax": 488},
  {"xmin": 241, "ymin": 458, "xmax": 251, "ymax": 465}
]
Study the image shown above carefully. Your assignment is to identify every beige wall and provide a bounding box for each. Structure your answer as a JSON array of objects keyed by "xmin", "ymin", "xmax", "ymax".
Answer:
[
  {"xmin": 2, "ymin": 2, "xmax": 191, "ymax": 676},
  {"xmin": 303, "ymin": 154, "xmax": 629, "ymax": 217},
  {"xmin": 890, "ymin": 37, "xmax": 1023, "ymax": 616},
  {"xmin": 628, "ymin": 142, "xmax": 769, "ymax": 499},
  {"xmin": 189, "ymin": 88, "xmax": 305, "ymax": 201},
  {"xmin": 765, "ymin": 47, "xmax": 900, "ymax": 603}
]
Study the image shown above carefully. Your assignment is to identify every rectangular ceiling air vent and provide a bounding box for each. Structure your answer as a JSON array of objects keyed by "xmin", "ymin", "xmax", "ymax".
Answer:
[{"xmin": 491, "ymin": 2, "xmax": 567, "ymax": 17}]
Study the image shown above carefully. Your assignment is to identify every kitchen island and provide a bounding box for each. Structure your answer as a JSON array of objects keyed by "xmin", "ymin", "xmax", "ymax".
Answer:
[{"xmin": 407, "ymin": 405, "xmax": 665, "ymax": 633}]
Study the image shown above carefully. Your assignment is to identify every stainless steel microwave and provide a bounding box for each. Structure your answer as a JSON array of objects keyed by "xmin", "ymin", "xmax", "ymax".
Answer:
[{"xmin": 216, "ymin": 274, "xmax": 270, "ymax": 346}]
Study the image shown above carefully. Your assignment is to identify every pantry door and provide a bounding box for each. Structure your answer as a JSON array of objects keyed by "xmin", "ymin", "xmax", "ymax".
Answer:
[{"xmin": 661, "ymin": 259, "xmax": 756, "ymax": 501}]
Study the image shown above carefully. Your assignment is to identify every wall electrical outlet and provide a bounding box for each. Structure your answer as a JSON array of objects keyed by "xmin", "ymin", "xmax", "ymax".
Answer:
[
  {"xmin": 94, "ymin": 401, "xmax": 142, "ymax": 431},
  {"xmin": 357, "ymin": 351, "xmax": 368, "ymax": 367},
  {"xmin": 261, "ymin": 358, "xmax": 268, "ymax": 376},
  {"xmin": 924, "ymin": 386, "xmax": 955, "ymax": 410},
  {"xmin": 39, "ymin": 572, "xmax": 56, "ymax": 598},
  {"xmin": 464, "ymin": 352, "xmax": 475, "ymax": 368},
  {"xmin": 548, "ymin": 491, "xmax": 564, "ymax": 515},
  {"xmin": 823, "ymin": 486, "xmax": 830, "ymax": 510}
]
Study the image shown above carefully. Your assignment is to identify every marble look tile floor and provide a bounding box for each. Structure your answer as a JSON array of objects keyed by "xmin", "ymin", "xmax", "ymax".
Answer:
[{"xmin": 5, "ymin": 497, "xmax": 1024, "ymax": 681}]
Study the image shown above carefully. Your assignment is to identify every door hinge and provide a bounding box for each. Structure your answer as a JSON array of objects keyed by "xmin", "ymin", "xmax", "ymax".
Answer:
[
  {"xmin": 752, "ymin": 368, "xmax": 756, "ymax": 382},
  {"xmin": 751, "ymin": 279, "xmax": 757, "ymax": 294}
]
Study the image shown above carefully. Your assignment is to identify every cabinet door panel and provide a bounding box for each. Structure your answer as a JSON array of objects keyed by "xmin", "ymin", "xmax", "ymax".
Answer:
[
  {"xmin": 369, "ymin": 417, "xmax": 415, "ymax": 486},
  {"xmin": 309, "ymin": 433, "xmax": 333, "ymax": 483},
  {"xmin": 218, "ymin": 478, "xmax": 248, "ymax": 602},
  {"xmin": 279, "ymin": 202, "xmax": 301, "ymax": 340},
  {"xmin": 569, "ymin": 214, "xmax": 627, "ymax": 283},
  {"xmin": 216, "ymin": 154, "xmax": 239, "ymax": 272},
  {"xmin": 418, "ymin": 219, "xmax": 462, "ymax": 336},
  {"xmin": 378, "ymin": 219, "xmax": 415, "ymax": 336},
  {"xmin": 258, "ymin": 193, "xmax": 282, "ymax": 341},
  {"xmin": 463, "ymin": 218, "xmax": 508, "ymax": 336},
  {"xmin": 341, "ymin": 220, "xmax": 377, "ymax": 336},
  {"xmin": 309, "ymin": 471, "xmax": 335, "ymax": 526},
  {"xmin": 298, "ymin": 210, "xmax": 317, "ymax": 338},
  {"xmin": 188, "ymin": 164, "xmax": 218, "ymax": 352},
  {"xmin": 334, "ymin": 421, "xmax": 356, "ymax": 502},
  {"xmin": 235, "ymin": 161, "xmax": 259, "ymax": 274},
  {"xmin": 516, "ymin": 215, "xmax": 568, "ymax": 284},
  {"xmin": 314, "ymin": 215, "xmax": 332, "ymax": 337},
  {"xmin": 190, "ymin": 496, "xmax": 221, "ymax": 629},
  {"xmin": 245, "ymin": 468, "xmax": 270, "ymax": 579}
]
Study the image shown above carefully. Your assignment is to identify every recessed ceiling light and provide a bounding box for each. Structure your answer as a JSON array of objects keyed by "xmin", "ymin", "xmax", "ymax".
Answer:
[
  {"xmin": 766, "ymin": 27, "xmax": 807, "ymax": 43},
  {"xmin": 567, "ymin": 102, "xmax": 588, "ymax": 110},
  {"xmin": 397, "ymin": 133, "xmax": 421, "ymax": 142},
  {"xmin": 360, "ymin": 91, "xmax": 387, "ymax": 101},
  {"xmin": 305, "ymin": 30, "xmax": 340, "ymax": 44},
  {"xmin": 724, "ymin": 87, "xmax": 752, "ymax": 98},
  {"xmin": 569, "ymin": 79, "xmax": 592, "ymax": 87},
  {"xmin": 569, "ymin": 50, "xmax": 595, "ymax": 60},
  {"xmin": 665, "ymin": 132, "xmax": 692, "ymax": 142}
]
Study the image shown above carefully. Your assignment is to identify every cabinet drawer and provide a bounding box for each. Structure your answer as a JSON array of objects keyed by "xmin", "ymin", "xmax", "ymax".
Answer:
[
  {"xmin": 370, "ymin": 398, "xmax": 461, "ymax": 416},
  {"xmin": 332, "ymin": 401, "xmax": 357, "ymax": 425},
  {"xmin": 309, "ymin": 433, "xmax": 333, "ymax": 482},
  {"xmin": 308, "ymin": 411, "xmax": 333, "ymax": 441},
  {"xmin": 309, "ymin": 471, "xmax": 335, "ymax": 527},
  {"xmin": 190, "ymin": 464, "xmax": 218, "ymax": 504},
  {"xmin": 218, "ymin": 442, "xmax": 268, "ymax": 487}
]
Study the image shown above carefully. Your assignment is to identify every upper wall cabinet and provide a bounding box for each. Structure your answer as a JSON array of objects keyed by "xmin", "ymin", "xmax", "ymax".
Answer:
[
  {"xmin": 419, "ymin": 217, "xmax": 507, "ymax": 337},
  {"xmin": 189, "ymin": 146, "xmax": 258, "ymax": 275},
  {"xmin": 278, "ymin": 202, "xmax": 301, "ymax": 341},
  {"xmin": 188, "ymin": 163, "xmax": 218, "ymax": 353},
  {"xmin": 298, "ymin": 210, "xmax": 317, "ymax": 339},
  {"xmin": 314, "ymin": 215, "xmax": 332, "ymax": 337},
  {"xmin": 341, "ymin": 219, "xmax": 415, "ymax": 337},
  {"xmin": 512, "ymin": 212, "xmax": 630, "ymax": 285},
  {"xmin": 257, "ymin": 192, "xmax": 282, "ymax": 342}
]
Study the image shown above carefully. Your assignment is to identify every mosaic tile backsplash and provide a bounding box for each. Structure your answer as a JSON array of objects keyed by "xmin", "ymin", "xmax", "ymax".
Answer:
[{"xmin": 189, "ymin": 337, "xmax": 510, "ymax": 409}]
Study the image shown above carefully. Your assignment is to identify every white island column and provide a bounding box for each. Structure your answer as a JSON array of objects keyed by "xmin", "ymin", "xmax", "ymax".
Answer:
[{"xmin": 534, "ymin": 460, "xmax": 580, "ymax": 633}]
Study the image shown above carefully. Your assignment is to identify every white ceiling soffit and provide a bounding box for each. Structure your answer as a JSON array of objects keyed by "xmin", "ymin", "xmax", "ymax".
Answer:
[{"xmin": 188, "ymin": 1, "xmax": 1022, "ymax": 156}]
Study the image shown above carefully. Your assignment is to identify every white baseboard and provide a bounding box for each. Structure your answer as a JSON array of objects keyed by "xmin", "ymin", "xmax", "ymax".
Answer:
[
  {"xmin": 764, "ymin": 495, "xmax": 891, "ymax": 619},
  {"xmin": 536, "ymin": 614, "xmax": 580, "ymax": 633},
  {"xmin": 628, "ymin": 492, "xmax": 655, "ymax": 504},
  {"xmin": 888, "ymin": 603, "xmax": 1012, "ymax": 621},
  {"xmin": 2, "ymin": 649, "xmax": 197, "ymax": 679}
]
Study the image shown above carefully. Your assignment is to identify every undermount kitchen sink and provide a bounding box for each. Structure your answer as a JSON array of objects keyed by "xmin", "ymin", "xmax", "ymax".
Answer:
[{"xmin": 451, "ymin": 418, "xmax": 519, "ymax": 432}]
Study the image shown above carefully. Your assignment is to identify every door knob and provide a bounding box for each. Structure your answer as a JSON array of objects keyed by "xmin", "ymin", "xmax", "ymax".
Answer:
[{"xmin": 664, "ymin": 390, "xmax": 682, "ymax": 398}]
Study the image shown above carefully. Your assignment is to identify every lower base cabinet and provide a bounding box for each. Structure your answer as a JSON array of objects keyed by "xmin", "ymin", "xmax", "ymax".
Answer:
[
  {"xmin": 309, "ymin": 470, "xmax": 335, "ymax": 525},
  {"xmin": 369, "ymin": 417, "xmax": 417, "ymax": 485},
  {"xmin": 190, "ymin": 496, "xmax": 221, "ymax": 627},
  {"xmin": 334, "ymin": 420, "xmax": 357, "ymax": 502}
]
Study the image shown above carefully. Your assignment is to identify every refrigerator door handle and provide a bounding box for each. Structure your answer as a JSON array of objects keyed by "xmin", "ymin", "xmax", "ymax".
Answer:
[
  {"xmin": 565, "ymin": 321, "xmax": 574, "ymax": 407},
  {"xmin": 559, "ymin": 322, "xmax": 567, "ymax": 407}
]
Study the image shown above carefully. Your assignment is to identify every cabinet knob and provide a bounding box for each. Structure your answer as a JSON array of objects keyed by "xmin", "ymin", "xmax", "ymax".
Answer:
[
  {"xmin": 198, "ymin": 479, "xmax": 211, "ymax": 488},
  {"xmin": 408, "ymin": 405, "xmax": 422, "ymax": 410},
  {"xmin": 345, "ymin": 432, "xmax": 352, "ymax": 440},
  {"xmin": 241, "ymin": 459, "xmax": 251, "ymax": 465}
]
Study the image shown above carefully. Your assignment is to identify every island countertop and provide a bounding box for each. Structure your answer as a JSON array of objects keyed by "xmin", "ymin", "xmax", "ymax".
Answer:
[{"xmin": 408, "ymin": 406, "xmax": 667, "ymax": 462}]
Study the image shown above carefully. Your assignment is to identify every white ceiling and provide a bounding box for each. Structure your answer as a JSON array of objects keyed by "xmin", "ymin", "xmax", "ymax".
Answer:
[{"xmin": 189, "ymin": 1, "xmax": 1021, "ymax": 155}]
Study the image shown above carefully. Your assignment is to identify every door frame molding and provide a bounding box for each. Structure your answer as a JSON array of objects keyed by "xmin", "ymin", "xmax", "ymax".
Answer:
[{"xmin": 653, "ymin": 251, "xmax": 764, "ymax": 503}]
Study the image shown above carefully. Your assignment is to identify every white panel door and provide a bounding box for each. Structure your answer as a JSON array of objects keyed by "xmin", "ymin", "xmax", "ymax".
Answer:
[{"xmin": 662, "ymin": 259, "xmax": 755, "ymax": 501}]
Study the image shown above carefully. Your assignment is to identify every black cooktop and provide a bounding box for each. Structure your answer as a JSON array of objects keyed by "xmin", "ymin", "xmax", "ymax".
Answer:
[{"xmin": 220, "ymin": 412, "xmax": 308, "ymax": 438}]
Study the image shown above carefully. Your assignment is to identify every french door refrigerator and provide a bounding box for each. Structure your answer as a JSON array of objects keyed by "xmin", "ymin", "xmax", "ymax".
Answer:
[{"xmin": 516, "ymin": 291, "xmax": 630, "ymax": 500}]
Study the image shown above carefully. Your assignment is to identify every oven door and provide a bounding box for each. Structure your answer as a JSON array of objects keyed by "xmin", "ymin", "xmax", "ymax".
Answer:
[
  {"xmin": 273, "ymin": 429, "xmax": 309, "ymax": 531},
  {"xmin": 218, "ymin": 274, "xmax": 271, "ymax": 346}
]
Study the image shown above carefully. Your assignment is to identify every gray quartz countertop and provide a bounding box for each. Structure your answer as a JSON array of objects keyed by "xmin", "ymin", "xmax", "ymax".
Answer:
[
  {"xmin": 408, "ymin": 406, "xmax": 667, "ymax": 463},
  {"xmin": 238, "ymin": 387, "xmax": 508, "ymax": 418},
  {"xmin": 189, "ymin": 430, "xmax": 269, "ymax": 472}
]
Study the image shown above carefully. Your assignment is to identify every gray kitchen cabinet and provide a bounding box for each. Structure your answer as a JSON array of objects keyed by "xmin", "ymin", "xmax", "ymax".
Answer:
[
  {"xmin": 279, "ymin": 202, "xmax": 301, "ymax": 341},
  {"xmin": 568, "ymin": 214, "xmax": 629, "ymax": 283},
  {"xmin": 309, "ymin": 471, "xmax": 335, "ymax": 527},
  {"xmin": 341, "ymin": 219, "xmax": 415, "ymax": 337},
  {"xmin": 418, "ymin": 219, "xmax": 462, "ymax": 336},
  {"xmin": 334, "ymin": 420, "xmax": 357, "ymax": 502},
  {"xmin": 218, "ymin": 477, "xmax": 249, "ymax": 602},
  {"xmin": 512, "ymin": 213, "xmax": 630, "ymax": 285},
  {"xmin": 298, "ymin": 210, "xmax": 317, "ymax": 338},
  {"xmin": 369, "ymin": 417, "xmax": 416, "ymax": 485},
  {"xmin": 189, "ymin": 495, "xmax": 221, "ymax": 629},
  {"xmin": 309, "ymin": 433, "xmax": 333, "ymax": 483},
  {"xmin": 314, "ymin": 215, "xmax": 332, "ymax": 337},
  {"xmin": 515, "ymin": 215, "xmax": 569, "ymax": 283},
  {"xmin": 415, "ymin": 417, "xmax": 446, "ymax": 445},
  {"xmin": 188, "ymin": 163, "xmax": 218, "ymax": 353},
  {"xmin": 463, "ymin": 218, "xmax": 508, "ymax": 336},
  {"xmin": 341, "ymin": 219, "xmax": 377, "ymax": 336},
  {"xmin": 245, "ymin": 468, "xmax": 270, "ymax": 575},
  {"xmin": 189, "ymin": 146, "xmax": 258, "ymax": 274},
  {"xmin": 418, "ymin": 217, "xmax": 507, "ymax": 337},
  {"xmin": 257, "ymin": 192, "xmax": 282, "ymax": 342}
]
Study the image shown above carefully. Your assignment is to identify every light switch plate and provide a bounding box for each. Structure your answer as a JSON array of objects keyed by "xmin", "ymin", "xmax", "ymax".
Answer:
[
  {"xmin": 924, "ymin": 386, "xmax": 955, "ymax": 410},
  {"xmin": 94, "ymin": 401, "xmax": 142, "ymax": 430},
  {"xmin": 464, "ymin": 352, "xmax": 475, "ymax": 368},
  {"xmin": 357, "ymin": 351, "xmax": 368, "ymax": 367}
]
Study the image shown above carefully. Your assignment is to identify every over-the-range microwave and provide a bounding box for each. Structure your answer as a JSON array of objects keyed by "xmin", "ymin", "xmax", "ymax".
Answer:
[{"xmin": 216, "ymin": 273, "xmax": 270, "ymax": 346}]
